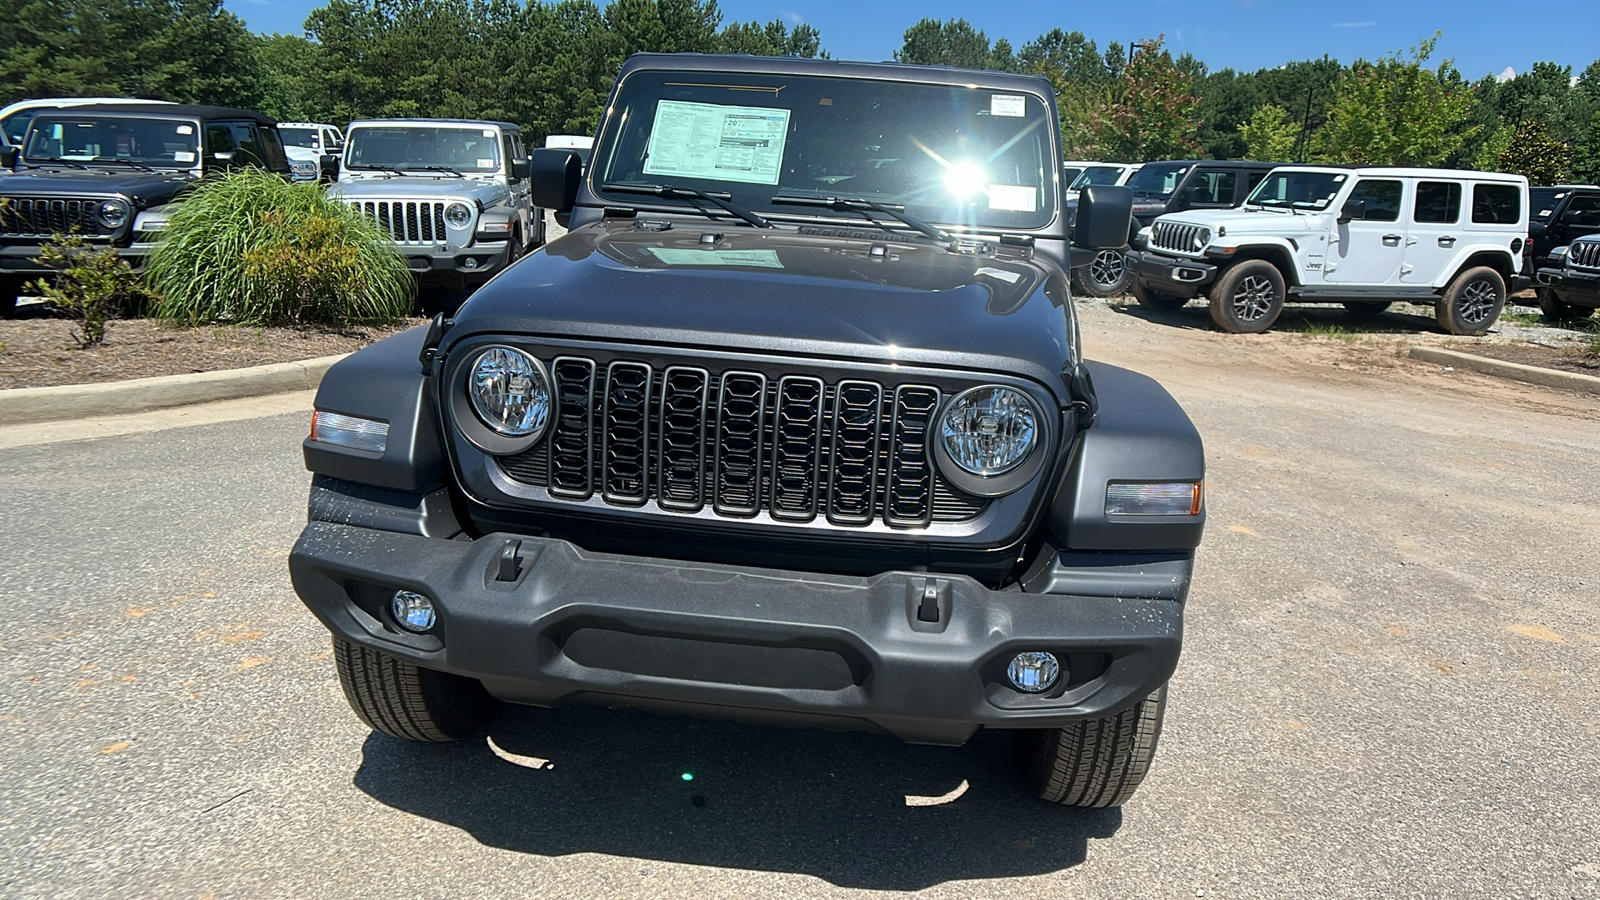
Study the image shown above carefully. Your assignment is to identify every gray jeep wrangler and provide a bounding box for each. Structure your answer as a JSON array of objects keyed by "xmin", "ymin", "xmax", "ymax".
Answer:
[{"xmin": 291, "ymin": 54, "xmax": 1206, "ymax": 808}]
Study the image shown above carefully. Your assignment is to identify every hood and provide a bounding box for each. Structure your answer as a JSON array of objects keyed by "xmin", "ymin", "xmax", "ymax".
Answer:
[
  {"xmin": 445, "ymin": 222, "xmax": 1075, "ymax": 397},
  {"xmin": 0, "ymin": 166, "xmax": 194, "ymax": 206},
  {"xmin": 1156, "ymin": 205, "xmax": 1331, "ymax": 237},
  {"xmin": 285, "ymin": 146, "xmax": 322, "ymax": 162},
  {"xmin": 330, "ymin": 175, "xmax": 507, "ymax": 204}
]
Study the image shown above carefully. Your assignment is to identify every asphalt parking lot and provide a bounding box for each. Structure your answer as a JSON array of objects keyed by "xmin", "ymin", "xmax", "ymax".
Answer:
[{"xmin": 1, "ymin": 300, "xmax": 1597, "ymax": 899}]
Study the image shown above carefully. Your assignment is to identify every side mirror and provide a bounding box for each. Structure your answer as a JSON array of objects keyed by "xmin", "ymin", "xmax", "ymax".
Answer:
[
  {"xmin": 510, "ymin": 158, "xmax": 531, "ymax": 180},
  {"xmin": 530, "ymin": 148, "xmax": 581, "ymax": 212},
  {"xmin": 1073, "ymin": 185, "xmax": 1134, "ymax": 250},
  {"xmin": 1339, "ymin": 199, "xmax": 1366, "ymax": 223},
  {"xmin": 0, "ymin": 145, "xmax": 17, "ymax": 169},
  {"xmin": 319, "ymin": 156, "xmax": 340, "ymax": 182},
  {"xmin": 1529, "ymin": 221, "xmax": 1547, "ymax": 238}
]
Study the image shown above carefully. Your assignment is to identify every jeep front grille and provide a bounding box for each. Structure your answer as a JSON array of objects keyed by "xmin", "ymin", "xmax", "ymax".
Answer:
[
  {"xmin": 1569, "ymin": 241, "xmax": 1600, "ymax": 270},
  {"xmin": 0, "ymin": 197, "xmax": 109, "ymax": 239},
  {"xmin": 499, "ymin": 357, "xmax": 988, "ymax": 528},
  {"xmin": 1150, "ymin": 221, "xmax": 1207, "ymax": 255},
  {"xmin": 348, "ymin": 200, "xmax": 448, "ymax": 244}
]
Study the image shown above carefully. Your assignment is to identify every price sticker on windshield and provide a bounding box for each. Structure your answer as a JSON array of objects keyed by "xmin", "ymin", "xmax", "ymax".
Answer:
[
  {"xmin": 990, "ymin": 94, "xmax": 1027, "ymax": 117},
  {"xmin": 644, "ymin": 100, "xmax": 791, "ymax": 185},
  {"xmin": 988, "ymin": 184, "xmax": 1037, "ymax": 212}
]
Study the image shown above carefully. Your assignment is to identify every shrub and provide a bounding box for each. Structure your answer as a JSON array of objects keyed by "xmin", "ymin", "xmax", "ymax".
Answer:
[
  {"xmin": 145, "ymin": 170, "xmax": 413, "ymax": 326},
  {"xmin": 29, "ymin": 233, "xmax": 152, "ymax": 348}
]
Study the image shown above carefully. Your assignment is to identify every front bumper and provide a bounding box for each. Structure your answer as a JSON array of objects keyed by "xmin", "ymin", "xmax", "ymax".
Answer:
[
  {"xmin": 1, "ymin": 240, "xmax": 141, "ymax": 274},
  {"xmin": 394, "ymin": 240, "xmax": 511, "ymax": 279},
  {"xmin": 1127, "ymin": 249, "xmax": 1217, "ymax": 299},
  {"xmin": 1537, "ymin": 266, "xmax": 1600, "ymax": 307},
  {"xmin": 290, "ymin": 521, "xmax": 1184, "ymax": 746}
]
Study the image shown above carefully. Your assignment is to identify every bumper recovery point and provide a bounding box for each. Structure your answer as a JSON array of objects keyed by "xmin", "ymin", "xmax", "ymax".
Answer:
[{"xmin": 289, "ymin": 523, "xmax": 1184, "ymax": 746}]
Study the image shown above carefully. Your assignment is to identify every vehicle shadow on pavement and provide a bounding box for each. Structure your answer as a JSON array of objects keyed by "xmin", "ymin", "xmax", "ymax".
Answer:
[
  {"xmin": 1104, "ymin": 296, "xmax": 1547, "ymax": 336},
  {"xmin": 352, "ymin": 704, "xmax": 1121, "ymax": 889}
]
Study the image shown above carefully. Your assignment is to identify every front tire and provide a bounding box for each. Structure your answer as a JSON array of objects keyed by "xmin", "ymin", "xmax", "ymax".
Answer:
[
  {"xmin": 1072, "ymin": 249, "xmax": 1131, "ymax": 297},
  {"xmin": 333, "ymin": 637, "xmax": 501, "ymax": 741},
  {"xmin": 1537, "ymin": 287, "xmax": 1592, "ymax": 321},
  {"xmin": 1015, "ymin": 686, "xmax": 1168, "ymax": 807},
  {"xmin": 1209, "ymin": 260, "xmax": 1285, "ymax": 333},
  {"xmin": 1436, "ymin": 266, "xmax": 1505, "ymax": 336},
  {"xmin": 1130, "ymin": 278, "xmax": 1188, "ymax": 311}
]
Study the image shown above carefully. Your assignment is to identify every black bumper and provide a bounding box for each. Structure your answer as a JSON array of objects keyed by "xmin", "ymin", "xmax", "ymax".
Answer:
[
  {"xmin": 1, "ymin": 241, "xmax": 141, "ymax": 275},
  {"xmin": 290, "ymin": 521, "xmax": 1184, "ymax": 746},
  {"xmin": 1127, "ymin": 249, "xmax": 1217, "ymax": 299},
  {"xmin": 1538, "ymin": 267, "xmax": 1600, "ymax": 308}
]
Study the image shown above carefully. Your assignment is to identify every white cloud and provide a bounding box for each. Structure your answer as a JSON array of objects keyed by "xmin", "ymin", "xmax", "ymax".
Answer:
[
  {"xmin": 1331, "ymin": 21, "xmax": 1375, "ymax": 28},
  {"xmin": 781, "ymin": 10, "xmax": 803, "ymax": 25},
  {"xmin": 1496, "ymin": 66, "xmax": 1516, "ymax": 83}
]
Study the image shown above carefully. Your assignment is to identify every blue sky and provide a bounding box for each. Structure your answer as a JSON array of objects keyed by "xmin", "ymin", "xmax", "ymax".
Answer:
[{"xmin": 229, "ymin": 0, "xmax": 1595, "ymax": 82}]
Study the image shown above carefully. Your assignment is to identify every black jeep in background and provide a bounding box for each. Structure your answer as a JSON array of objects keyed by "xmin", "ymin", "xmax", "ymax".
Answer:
[
  {"xmin": 1526, "ymin": 184, "xmax": 1600, "ymax": 275},
  {"xmin": 1126, "ymin": 158, "xmax": 1283, "ymax": 235},
  {"xmin": 0, "ymin": 103, "xmax": 291, "ymax": 315},
  {"xmin": 290, "ymin": 54, "xmax": 1206, "ymax": 808}
]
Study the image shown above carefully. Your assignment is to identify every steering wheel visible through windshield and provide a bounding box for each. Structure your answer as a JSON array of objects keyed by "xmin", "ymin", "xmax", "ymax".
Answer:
[{"xmin": 592, "ymin": 71, "xmax": 1058, "ymax": 231}]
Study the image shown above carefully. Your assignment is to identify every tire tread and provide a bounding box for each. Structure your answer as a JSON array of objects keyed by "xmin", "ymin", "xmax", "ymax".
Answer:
[
  {"xmin": 333, "ymin": 637, "xmax": 499, "ymax": 742},
  {"xmin": 1021, "ymin": 686, "xmax": 1166, "ymax": 807}
]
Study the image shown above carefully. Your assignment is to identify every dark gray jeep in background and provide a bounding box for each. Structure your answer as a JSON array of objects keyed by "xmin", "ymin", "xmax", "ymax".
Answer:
[{"xmin": 290, "ymin": 54, "xmax": 1206, "ymax": 808}]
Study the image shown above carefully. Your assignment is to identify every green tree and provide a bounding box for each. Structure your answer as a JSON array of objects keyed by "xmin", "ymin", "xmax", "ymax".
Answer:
[
  {"xmin": 717, "ymin": 18, "xmax": 821, "ymax": 57},
  {"xmin": 1497, "ymin": 119, "xmax": 1571, "ymax": 184},
  {"xmin": 1089, "ymin": 35, "xmax": 1204, "ymax": 162},
  {"xmin": 895, "ymin": 18, "xmax": 993, "ymax": 69},
  {"xmin": 1238, "ymin": 103, "xmax": 1298, "ymax": 161},
  {"xmin": 1314, "ymin": 34, "xmax": 1477, "ymax": 166},
  {"xmin": 1574, "ymin": 110, "xmax": 1600, "ymax": 184},
  {"xmin": 257, "ymin": 34, "xmax": 325, "ymax": 122}
]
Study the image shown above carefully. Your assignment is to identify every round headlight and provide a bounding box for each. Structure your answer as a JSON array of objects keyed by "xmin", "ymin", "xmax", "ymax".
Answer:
[
  {"xmin": 467, "ymin": 347, "xmax": 550, "ymax": 438},
  {"xmin": 1193, "ymin": 228, "xmax": 1209, "ymax": 250},
  {"xmin": 98, "ymin": 200, "xmax": 129, "ymax": 229},
  {"xmin": 445, "ymin": 202, "xmax": 473, "ymax": 228},
  {"xmin": 939, "ymin": 386, "xmax": 1039, "ymax": 477}
]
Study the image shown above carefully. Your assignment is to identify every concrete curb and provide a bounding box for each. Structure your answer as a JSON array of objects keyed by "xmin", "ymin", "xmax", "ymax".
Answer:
[
  {"xmin": 0, "ymin": 354, "xmax": 348, "ymax": 425},
  {"xmin": 1409, "ymin": 345, "xmax": 1600, "ymax": 396}
]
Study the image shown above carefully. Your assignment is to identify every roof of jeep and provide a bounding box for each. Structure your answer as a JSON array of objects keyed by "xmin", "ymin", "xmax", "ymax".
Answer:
[
  {"xmin": 52, "ymin": 103, "xmax": 277, "ymax": 125},
  {"xmin": 1266, "ymin": 165, "xmax": 1529, "ymax": 183},
  {"xmin": 348, "ymin": 118, "xmax": 519, "ymax": 131},
  {"xmin": 616, "ymin": 52, "xmax": 1055, "ymax": 94}
]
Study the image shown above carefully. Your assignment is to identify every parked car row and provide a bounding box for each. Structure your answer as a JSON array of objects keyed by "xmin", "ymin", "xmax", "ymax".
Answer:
[{"xmin": 0, "ymin": 99, "xmax": 559, "ymax": 313}]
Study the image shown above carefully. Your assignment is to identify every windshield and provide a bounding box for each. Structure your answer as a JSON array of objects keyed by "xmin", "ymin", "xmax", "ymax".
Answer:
[
  {"xmin": 1246, "ymin": 170, "xmax": 1348, "ymax": 209},
  {"xmin": 3, "ymin": 110, "xmax": 41, "ymax": 146},
  {"xmin": 1530, "ymin": 188, "xmax": 1568, "ymax": 222},
  {"xmin": 23, "ymin": 115, "xmax": 199, "ymax": 167},
  {"xmin": 593, "ymin": 71, "xmax": 1058, "ymax": 230},
  {"xmin": 281, "ymin": 127, "xmax": 319, "ymax": 150},
  {"xmin": 345, "ymin": 126, "xmax": 502, "ymax": 173},
  {"xmin": 1125, "ymin": 162, "xmax": 1190, "ymax": 199},
  {"xmin": 1069, "ymin": 165, "xmax": 1126, "ymax": 190}
]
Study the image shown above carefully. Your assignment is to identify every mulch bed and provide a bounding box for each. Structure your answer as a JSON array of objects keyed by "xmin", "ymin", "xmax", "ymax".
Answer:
[
  {"xmin": 0, "ymin": 314, "xmax": 425, "ymax": 389},
  {"xmin": 1450, "ymin": 340, "xmax": 1600, "ymax": 377}
]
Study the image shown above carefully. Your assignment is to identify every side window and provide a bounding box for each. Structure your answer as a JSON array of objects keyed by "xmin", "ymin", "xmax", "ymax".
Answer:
[
  {"xmin": 501, "ymin": 134, "xmax": 516, "ymax": 174},
  {"xmin": 1471, "ymin": 183, "xmax": 1521, "ymax": 224},
  {"xmin": 1564, "ymin": 194, "xmax": 1600, "ymax": 225},
  {"xmin": 1349, "ymin": 179, "xmax": 1403, "ymax": 222},
  {"xmin": 259, "ymin": 126, "xmax": 289, "ymax": 172},
  {"xmin": 227, "ymin": 122, "xmax": 266, "ymax": 168},
  {"xmin": 1188, "ymin": 170, "xmax": 1237, "ymax": 204},
  {"xmin": 1414, "ymin": 181, "xmax": 1461, "ymax": 224},
  {"xmin": 1246, "ymin": 170, "xmax": 1268, "ymax": 194},
  {"xmin": 206, "ymin": 124, "xmax": 235, "ymax": 158}
]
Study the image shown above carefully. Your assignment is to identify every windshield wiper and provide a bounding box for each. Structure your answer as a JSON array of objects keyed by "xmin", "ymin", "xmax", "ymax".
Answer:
[
  {"xmin": 30, "ymin": 157, "xmax": 88, "ymax": 169},
  {"xmin": 349, "ymin": 164, "xmax": 407, "ymax": 176},
  {"xmin": 408, "ymin": 165, "xmax": 463, "ymax": 177},
  {"xmin": 603, "ymin": 182, "xmax": 772, "ymax": 228},
  {"xmin": 769, "ymin": 195, "xmax": 953, "ymax": 245},
  {"xmin": 89, "ymin": 157, "xmax": 157, "ymax": 173}
]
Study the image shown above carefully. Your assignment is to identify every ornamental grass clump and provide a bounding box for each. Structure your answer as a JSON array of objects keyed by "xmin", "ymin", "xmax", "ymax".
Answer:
[{"xmin": 146, "ymin": 170, "xmax": 413, "ymax": 326}]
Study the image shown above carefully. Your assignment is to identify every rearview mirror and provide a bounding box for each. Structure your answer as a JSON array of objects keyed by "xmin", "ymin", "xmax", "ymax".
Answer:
[
  {"xmin": 1073, "ymin": 185, "xmax": 1134, "ymax": 250},
  {"xmin": 530, "ymin": 148, "xmax": 582, "ymax": 212},
  {"xmin": 1339, "ymin": 199, "xmax": 1366, "ymax": 223}
]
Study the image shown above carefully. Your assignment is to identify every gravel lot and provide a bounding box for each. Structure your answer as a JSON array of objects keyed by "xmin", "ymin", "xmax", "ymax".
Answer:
[{"xmin": 0, "ymin": 298, "xmax": 1596, "ymax": 899}]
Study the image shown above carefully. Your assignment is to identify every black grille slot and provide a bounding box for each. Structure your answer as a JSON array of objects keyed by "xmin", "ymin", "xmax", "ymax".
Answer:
[
  {"xmin": 714, "ymin": 372, "xmax": 768, "ymax": 516},
  {"xmin": 827, "ymin": 381, "xmax": 883, "ymax": 525},
  {"xmin": 770, "ymin": 376, "xmax": 825, "ymax": 521},
  {"xmin": 494, "ymin": 355, "xmax": 990, "ymax": 528},
  {"xmin": 351, "ymin": 200, "xmax": 447, "ymax": 244},
  {"xmin": 1571, "ymin": 241, "xmax": 1600, "ymax": 270},
  {"xmin": 657, "ymin": 366, "xmax": 709, "ymax": 511},
  {"xmin": 0, "ymin": 197, "xmax": 105, "ymax": 238},
  {"xmin": 1151, "ymin": 221, "xmax": 1203, "ymax": 254},
  {"xmin": 602, "ymin": 361, "xmax": 651, "ymax": 504},
  {"xmin": 886, "ymin": 385, "xmax": 941, "ymax": 527}
]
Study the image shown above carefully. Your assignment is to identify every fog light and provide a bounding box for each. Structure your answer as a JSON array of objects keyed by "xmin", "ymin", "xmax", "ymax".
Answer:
[
  {"xmin": 391, "ymin": 590, "xmax": 436, "ymax": 632},
  {"xmin": 462, "ymin": 256, "xmax": 480, "ymax": 270},
  {"xmin": 1006, "ymin": 651, "xmax": 1060, "ymax": 693}
]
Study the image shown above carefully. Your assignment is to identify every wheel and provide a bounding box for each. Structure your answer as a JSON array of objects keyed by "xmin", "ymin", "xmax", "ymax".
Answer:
[
  {"xmin": 1130, "ymin": 278, "xmax": 1188, "ymax": 311},
  {"xmin": 1015, "ymin": 685, "xmax": 1167, "ymax": 807},
  {"xmin": 506, "ymin": 227, "xmax": 525, "ymax": 265},
  {"xmin": 1341, "ymin": 300, "xmax": 1392, "ymax": 320},
  {"xmin": 333, "ymin": 637, "xmax": 501, "ymax": 741},
  {"xmin": 1537, "ymin": 287, "xmax": 1593, "ymax": 321},
  {"xmin": 1435, "ymin": 266, "xmax": 1505, "ymax": 336},
  {"xmin": 1208, "ymin": 260, "xmax": 1285, "ymax": 333},
  {"xmin": 1072, "ymin": 249, "xmax": 1131, "ymax": 297}
]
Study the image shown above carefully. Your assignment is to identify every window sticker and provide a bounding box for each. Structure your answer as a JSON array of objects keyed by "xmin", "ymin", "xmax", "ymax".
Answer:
[
  {"xmin": 987, "ymin": 184, "xmax": 1037, "ymax": 212},
  {"xmin": 646, "ymin": 247, "xmax": 783, "ymax": 268},
  {"xmin": 174, "ymin": 151, "xmax": 196, "ymax": 163},
  {"xmin": 176, "ymin": 125, "xmax": 194, "ymax": 135},
  {"xmin": 643, "ymin": 100, "xmax": 791, "ymax": 186},
  {"xmin": 482, "ymin": 129, "xmax": 495, "ymax": 137},
  {"xmin": 477, "ymin": 159, "xmax": 495, "ymax": 168},
  {"xmin": 990, "ymin": 94, "xmax": 1027, "ymax": 118}
]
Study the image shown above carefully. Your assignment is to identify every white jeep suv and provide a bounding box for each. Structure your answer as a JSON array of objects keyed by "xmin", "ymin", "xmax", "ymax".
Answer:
[{"xmin": 1126, "ymin": 166, "xmax": 1530, "ymax": 335}]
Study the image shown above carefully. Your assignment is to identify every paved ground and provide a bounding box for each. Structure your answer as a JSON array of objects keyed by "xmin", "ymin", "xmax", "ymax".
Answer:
[{"xmin": 1, "ymin": 299, "xmax": 1598, "ymax": 899}]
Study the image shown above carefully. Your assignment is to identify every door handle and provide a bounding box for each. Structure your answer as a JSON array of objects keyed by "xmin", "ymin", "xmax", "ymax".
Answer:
[
  {"xmin": 1437, "ymin": 236, "xmax": 1457, "ymax": 247},
  {"xmin": 1382, "ymin": 234, "xmax": 1402, "ymax": 245}
]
